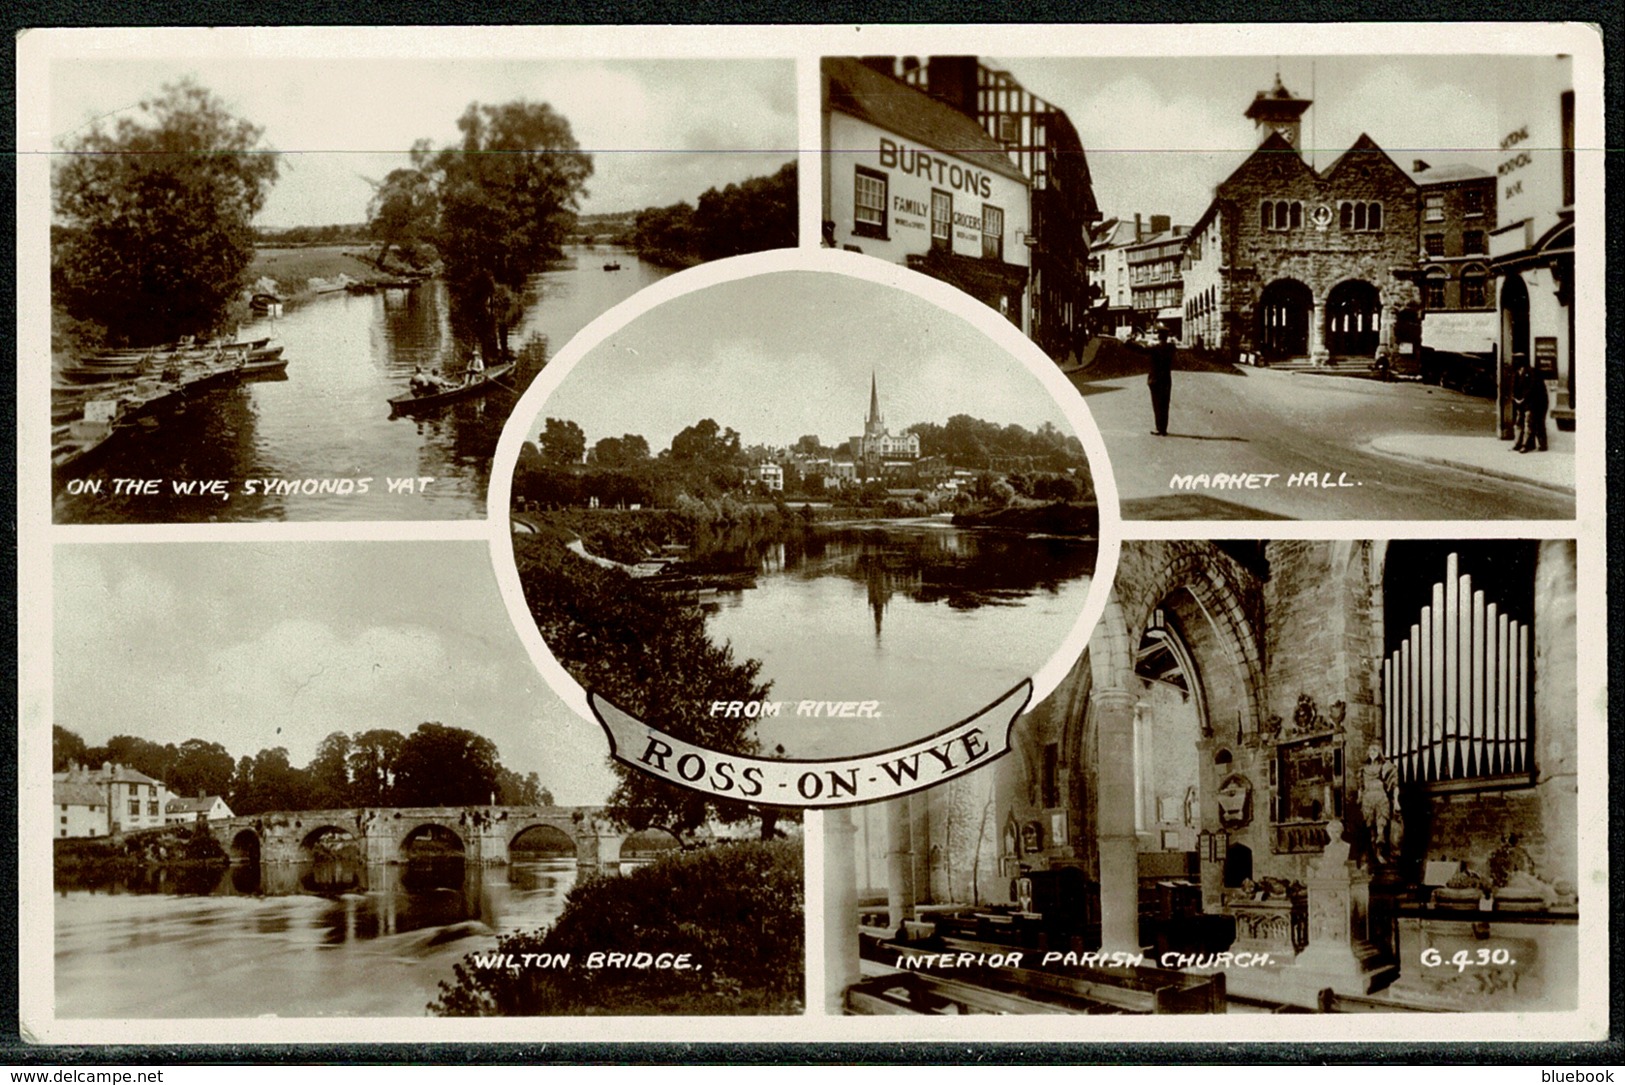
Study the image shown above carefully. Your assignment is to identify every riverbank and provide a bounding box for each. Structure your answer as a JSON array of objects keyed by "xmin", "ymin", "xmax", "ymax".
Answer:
[
  {"xmin": 55, "ymin": 826, "xmax": 228, "ymax": 882},
  {"xmin": 951, "ymin": 499, "xmax": 1099, "ymax": 536}
]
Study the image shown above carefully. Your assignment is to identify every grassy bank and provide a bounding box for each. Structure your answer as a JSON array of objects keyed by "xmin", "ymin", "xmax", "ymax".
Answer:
[
  {"xmin": 55, "ymin": 825, "xmax": 228, "ymax": 881},
  {"xmin": 951, "ymin": 499, "xmax": 1099, "ymax": 536},
  {"xmin": 246, "ymin": 245, "xmax": 391, "ymax": 305},
  {"xmin": 431, "ymin": 837, "xmax": 803, "ymax": 1016}
]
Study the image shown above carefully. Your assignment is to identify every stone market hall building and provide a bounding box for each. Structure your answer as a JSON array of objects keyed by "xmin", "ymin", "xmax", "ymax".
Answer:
[{"xmin": 1181, "ymin": 77, "xmax": 1421, "ymax": 365}]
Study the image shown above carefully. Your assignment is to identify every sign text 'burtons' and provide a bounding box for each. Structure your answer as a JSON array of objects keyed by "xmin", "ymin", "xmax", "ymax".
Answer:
[{"xmin": 878, "ymin": 137, "xmax": 994, "ymax": 198}]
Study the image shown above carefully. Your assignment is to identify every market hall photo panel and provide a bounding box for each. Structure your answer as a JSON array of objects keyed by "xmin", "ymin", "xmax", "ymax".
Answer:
[
  {"xmin": 824, "ymin": 538, "xmax": 1579, "ymax": 1015},
  {"xmin": 820, "ymin": 54, "xmax": 1578, "ymax": 521}
]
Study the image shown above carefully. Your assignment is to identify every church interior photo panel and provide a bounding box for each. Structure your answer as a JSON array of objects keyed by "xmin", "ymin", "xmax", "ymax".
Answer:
[{"xmin": 827, "ymin": 537, "xmax": 1579, "ymax": 1015}]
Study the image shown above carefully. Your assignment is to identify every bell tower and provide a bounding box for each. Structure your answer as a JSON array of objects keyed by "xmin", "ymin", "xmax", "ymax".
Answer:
[{"xmin": 1245, "ymin": 72, "xmax": 1312, "ymax": 155}]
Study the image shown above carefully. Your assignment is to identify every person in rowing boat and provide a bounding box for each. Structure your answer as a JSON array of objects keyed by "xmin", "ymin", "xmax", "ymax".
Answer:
[
  {"xmin": 463, "ymin": 351, "xmax": 487, "ymax": 387},
  {"xmin": 410, "ymin": 365, "xmax": 457, "ymax": 397}
]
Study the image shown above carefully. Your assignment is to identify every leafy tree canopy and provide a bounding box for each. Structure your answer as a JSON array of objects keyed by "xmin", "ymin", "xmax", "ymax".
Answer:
[{"xmin": 52, "ymin": 79, "xmax": 280, "ymax": 346}]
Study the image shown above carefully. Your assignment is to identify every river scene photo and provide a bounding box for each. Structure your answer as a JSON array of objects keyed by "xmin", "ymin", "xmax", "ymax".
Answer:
[
  {"xmin": 55, "ymin": 856, "xmax": 583, "ymax": 1018},
  {"xmin": 691, "ymin": 519, "xmax": 1095, "ymax": 757},
  {"xmin": 53, "ymin": 246, "xmax": 671, "ymax": 524}
]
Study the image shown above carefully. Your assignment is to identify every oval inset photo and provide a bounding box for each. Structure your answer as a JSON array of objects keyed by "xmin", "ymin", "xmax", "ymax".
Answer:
[{"xmin": 492, "ymin": 253, "xmax": 1119, "ymax": 803}]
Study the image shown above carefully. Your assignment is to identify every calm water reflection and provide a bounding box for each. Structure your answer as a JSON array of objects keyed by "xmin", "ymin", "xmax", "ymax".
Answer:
[
  {"xmin": 55, "ymin": 858, "xmax": 578, "ymax": 1018},
  {"xmin": 698, "ymin": 520, "xmax": 1096, "ymax": 758},
  {"xmin": 53, "ymin": 246, "xmax": 671, "ymax": 524}
]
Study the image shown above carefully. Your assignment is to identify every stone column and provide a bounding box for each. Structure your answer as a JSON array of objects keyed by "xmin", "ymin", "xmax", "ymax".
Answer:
[
  {"xmin": 884, "ymin": 796, "xmax": 916, "ymax": 929},
  {"xmin": 1379, "ymin": 301, "xmax": 1397, "ymax": 356},
  {"xmin": 1309, "ymin": 298, "xmax": 1329, "ymax": 366},
  {"xmin": 1093, "ymin": 687, "xmax": 1142, "ymax": 956},
  {"xmin": 824, "ymin": 809, "xmax": 862, "ymax": 1014}
]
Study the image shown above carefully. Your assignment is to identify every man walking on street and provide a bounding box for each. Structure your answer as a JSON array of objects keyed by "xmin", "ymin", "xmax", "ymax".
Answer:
[{"xmin": 1146, "ymin": 325, "xmax": 1175, "ymax": 436}]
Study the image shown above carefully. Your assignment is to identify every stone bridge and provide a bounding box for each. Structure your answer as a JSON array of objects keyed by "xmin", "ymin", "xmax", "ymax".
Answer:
[{"xmin": 207, "ymin": 806, "xmax": 678, "ymax": 872}]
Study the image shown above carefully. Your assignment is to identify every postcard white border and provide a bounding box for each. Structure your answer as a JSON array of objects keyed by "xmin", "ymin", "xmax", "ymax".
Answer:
[{"xmin": 15, "ymin": 20, "xmax": 1608, "ymax": 1045}]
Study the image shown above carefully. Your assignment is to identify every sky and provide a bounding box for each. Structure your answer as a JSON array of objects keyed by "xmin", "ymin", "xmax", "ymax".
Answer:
[
  {"xmin": 529, "ymin": 270, "xmax": 1082, "ymax": 455},
  {"xmin": 50, "ymin": 57, "xmax": 795, "ymax": 228},
  {"xmin": 54, "ymin": 543, "xmax": 618, "ymax": 805},
  {"xmin": 991, "ymin": 54, "xmax": 1558, "ymax": 226}
]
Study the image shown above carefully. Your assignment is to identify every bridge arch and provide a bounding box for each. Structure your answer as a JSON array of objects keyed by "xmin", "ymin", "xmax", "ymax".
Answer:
[
  {"xmin": 399, "ymin": 821, "xmax": 466, "ymax": 861},
  {"xmin": 508, "ymin": 823, "xmax": 578, "ymax": 860},
  {"xmin": 299, "ymin": 824, "xmax": 360, "ymax": 861},
  {"xmin": 227, "ymin": 828, "xmax": 261, "ymax": 864}
]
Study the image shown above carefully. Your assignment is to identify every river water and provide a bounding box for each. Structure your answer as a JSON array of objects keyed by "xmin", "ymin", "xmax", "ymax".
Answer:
[
  {"xmin": 54, "ymin": 857, "xmax": 579, "ymax": 1018},
  {"xmin": 694, "ymin": 519, "xmax": 1096, "ymax": 758},
  {"xmin": 53, "ymin": 246, "xmax": 671, "ymax": 524}
]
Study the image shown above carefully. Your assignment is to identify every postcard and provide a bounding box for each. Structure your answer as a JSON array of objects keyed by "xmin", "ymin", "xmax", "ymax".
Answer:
[{"xmin": 15, "ymin": 22, "xmax": 1607, "ymax": 1047}]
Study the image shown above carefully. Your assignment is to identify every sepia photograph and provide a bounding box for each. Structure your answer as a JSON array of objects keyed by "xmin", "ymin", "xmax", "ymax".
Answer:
[
  {"xmin": 826, "ymin": 538, "xmax": 1581, "ymax": 1016},
  {"xmin": 45, "ymin": 53, "xmax": 796, "ymax": 523},
  {"xmin": 501, "ymin": 265, "xmax": 1111, "ymax": 774},
  {"xmin": 49, "ymin": 542, "xmax": 804, "ymax": 1018},
  {"xmin": 821, "ymin": 55, "xmax": 1577, "ymax": 520}
]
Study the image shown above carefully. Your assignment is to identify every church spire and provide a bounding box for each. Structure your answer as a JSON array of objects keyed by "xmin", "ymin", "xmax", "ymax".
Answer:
[{"xmin": 868, "ymin": 371, "xmax": 881, "ymax": 426}]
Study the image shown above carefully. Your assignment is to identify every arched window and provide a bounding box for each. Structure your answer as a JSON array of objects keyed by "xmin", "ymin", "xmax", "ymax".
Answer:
[
  {"xmin": 1288, "ymin": 201, "xmax": 1303, "ymax": 229},
  {"xmin": 1422, "ymin": 267, "xmax": 1448, "ymax": 310},
  {"xmin": 1369, "ymin": 202, "xmax": 1383, "ymax": 230},
  {"xmin": 1339, "ymin": 202, "xmax": 1353, "ymax": 230},
  {"xmin": 1261, "ymin": 201, "xmax": 1274, "ymax": 230},
  {"xmin": 1462, "ymin": 263, "xmax": 1489, "ymax": 309}
]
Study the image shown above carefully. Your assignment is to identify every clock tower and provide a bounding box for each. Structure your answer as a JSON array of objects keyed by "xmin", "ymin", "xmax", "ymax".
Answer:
[{"xmin": 1245, "ymin": 73, "xmax": 1312, "ymax": 156}]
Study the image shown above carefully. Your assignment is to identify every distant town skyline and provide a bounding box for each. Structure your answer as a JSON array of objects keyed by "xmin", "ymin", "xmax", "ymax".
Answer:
[
  {"xmin": 47, "ymin": 54, "xmax": 795, "ymax": 228},
  {"xmin": 54, "ymin": 543, "xmax": 617, "ymax": 805},
  {"xmin": 991, "ymin": 54, "xmax": 1558, "ymax": 226},
  {"xmin": 527, "ymin": 270, "xmax": 1085, "ymax": 457}
]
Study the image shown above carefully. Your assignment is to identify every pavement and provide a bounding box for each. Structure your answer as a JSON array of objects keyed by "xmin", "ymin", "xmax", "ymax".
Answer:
[
  {"xmin": 1368, "ymin": 432, "xmax": 1575, "ymax": 495},
  {"xmin": 1068, "ymin": 357, "xmax": 1576, "ymax": 522}
]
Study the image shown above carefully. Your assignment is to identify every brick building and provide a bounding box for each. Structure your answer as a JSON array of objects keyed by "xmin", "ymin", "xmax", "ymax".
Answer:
[
  {"xmin": 836, "ymin": 538, "xmax": 1579, "ymax": 1013},
  {"xmin": 1125, "ymin": 222, "xmax": 1188, "ymax": 336},
  {"xmin": 1180, "ymin": 77, "xmax": 1422, "ymax": 364},
  {"xmin": 1408, "ymin": 161, "xmax": 1498, "ymax": 379}
]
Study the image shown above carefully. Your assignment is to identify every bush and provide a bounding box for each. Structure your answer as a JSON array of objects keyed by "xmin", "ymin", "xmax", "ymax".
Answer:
[{"xmin": 431, "ymin": 837, "xmax": 803, "ymax": 1016}]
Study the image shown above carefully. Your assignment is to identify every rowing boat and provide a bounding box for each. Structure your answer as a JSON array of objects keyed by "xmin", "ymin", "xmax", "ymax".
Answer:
[{"xmin": 388, "ymin": 363, "xmax": 515, "ymax": 415}]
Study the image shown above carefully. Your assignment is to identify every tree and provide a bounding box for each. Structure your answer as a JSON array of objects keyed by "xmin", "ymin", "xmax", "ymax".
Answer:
[
  {"xmin": 308, "ymin": 731, "xmax": 354, "ymax": 808},
  {"xmin": 427, "ymin": 101, "xmax": 593, "ymax": 359},
  {"xmin": 366, "ymin": 163, "xmax": 436, "ymax": 269},
  {"xmin": 231, "ymin": 747, "xmax": 312, "ymax": 815},
  {"xmin": 668, "ymin": 419, "xmax": 741, "ymax": 464},
  {"xmin": 168, "ymin": 738, "xmax": 236, "ymax": 799},
  {"xmin": 539, "ymin": 418, "xmax": 587, "ymax": 466},
  {"xmin": 391, "ymin": 723, "xmax": 503, "ymax": 807},
  {"xmin": 52, "ymin": 725, "xmax": 87, "ymax": 772},
  {"xmin": 347, "ymin": 728, "xmax": 405, "ymax": 807},
  {"xmin": 791, "ymin": 434, "xmax": 827, "ymax": 458},
  {"xmin": 590, "ymin": 433, "xmax": 651, "ymax": 469},
  {"xmin": 52, "ymin": 79, "xmax": 280, "ymax": 346}
]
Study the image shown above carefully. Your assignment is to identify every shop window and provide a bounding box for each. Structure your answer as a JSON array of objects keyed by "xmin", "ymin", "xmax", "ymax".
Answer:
[
  {"xmin": 1463, "ymin": 230, "xmax": 1485, "ymax": 255},
  {"xmin": 1462, "ymin": 268, "xmax": 1488, "ymax": 308},
  {"xmin": 852, "ymin": 166, "xmax": 888, "ymax": 241},
  {"xmin": 1424, "ymin": 193, "xmax": 1444, "ymax": 222},
  {"xmin": 930, "ymin": 190, "xmax": 952, "ymax": 251},
  {"xmin": 981, "ymin": 203, "xmax": 1004, "ymax": 261},
  {"xmin": 1422, "ymin": 273, "xmax": 1447, "ymax": 310},
  {"xmin": 1424, "ymin": 233, "xmax": 1445, "ymax": 257}
]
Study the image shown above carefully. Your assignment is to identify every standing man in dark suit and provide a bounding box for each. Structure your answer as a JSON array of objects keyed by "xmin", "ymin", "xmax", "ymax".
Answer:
[{"xmin": 1146, "ymin": 325, "xmax": 1175, "ymax": 436}]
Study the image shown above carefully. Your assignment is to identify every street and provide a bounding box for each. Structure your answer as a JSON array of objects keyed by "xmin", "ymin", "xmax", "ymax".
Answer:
[{"xmin": 1071, "ymin": 364, "xmax": 1575, "ymax": 521}]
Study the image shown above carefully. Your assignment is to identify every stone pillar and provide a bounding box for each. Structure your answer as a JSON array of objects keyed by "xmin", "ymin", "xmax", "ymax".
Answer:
[
  {"xmin": 884, "ymin": 796, "xmax": 916, "ymax": 929},
  {"xmin": 1093, "ymin": 687, "xmax": 1142, "ymax": 956},
  {"xmin": 825, "ymin": 810, "xmax": 862, "ymax": 1014},
  {"xmin": 1290, "ymin": 820, "xmax": 1395, "ymax": 994},
  {"xmin": 1309, "ymin": 299, "xmax": 1329, "ymax": 366},
  {"xmin": 1379, "ymin": 302, "xmax": 1397, "ymax": 355},
  {"xmin": 909, "ymin": 790, "xmax": 932, "ymax": 907}
]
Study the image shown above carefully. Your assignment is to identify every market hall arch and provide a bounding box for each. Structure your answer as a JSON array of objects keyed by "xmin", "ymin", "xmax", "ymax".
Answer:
[
  {"xmin": 1324, "ymin": 278, "xmax": 1383, "ymax": 359},
  {"xmin": 1256, "ymin": 278, "xmax": 1313, "ymax": 359}
]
